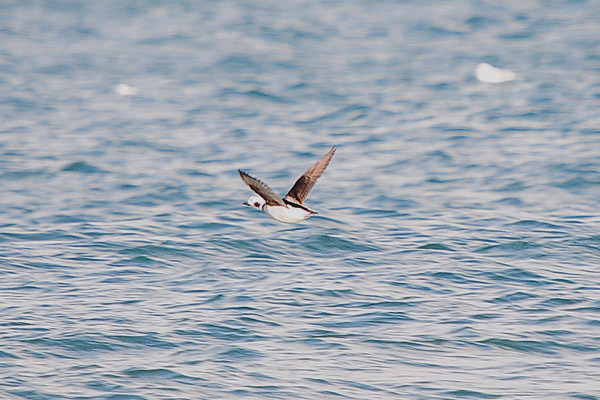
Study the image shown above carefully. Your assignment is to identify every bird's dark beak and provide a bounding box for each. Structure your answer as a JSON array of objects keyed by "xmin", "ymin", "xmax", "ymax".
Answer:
[{"xmin": 242, "ymin": 201, "xmax": 250, "ymax": 206}]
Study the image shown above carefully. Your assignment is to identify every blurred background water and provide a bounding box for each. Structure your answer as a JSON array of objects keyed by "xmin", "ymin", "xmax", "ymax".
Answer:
[{"xmin": 1, "ymin": 1, "xmax": 600, "ymax": 399}]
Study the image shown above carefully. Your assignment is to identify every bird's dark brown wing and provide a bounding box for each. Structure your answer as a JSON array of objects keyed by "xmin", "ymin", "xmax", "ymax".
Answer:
[
  {"xmin": 238, "ymin": 170, "xmax": 286, "ymax": 206},
  {"xmin": 284, "ymin": 146, "xmax": 336, "ymax": 205}
]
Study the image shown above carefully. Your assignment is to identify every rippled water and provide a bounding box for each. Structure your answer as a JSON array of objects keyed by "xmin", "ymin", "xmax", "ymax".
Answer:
[{"xmin": 2, "ymin": 1, "xmax": 600, "ymax": 399}]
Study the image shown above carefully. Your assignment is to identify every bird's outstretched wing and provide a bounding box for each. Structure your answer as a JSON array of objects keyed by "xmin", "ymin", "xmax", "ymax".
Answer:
[
  {"xmin": 284, "ymin": 146, "xmax": 336, "ymax": 205},
  {"xmin": 238, "ymin": 170, "xmax": 286, "ymax": 206}
]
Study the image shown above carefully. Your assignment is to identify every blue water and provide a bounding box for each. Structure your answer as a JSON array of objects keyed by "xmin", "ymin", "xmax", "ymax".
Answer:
[{"xmin": 1, "ymin": 1, "xmax": 600, "ymax": 399}]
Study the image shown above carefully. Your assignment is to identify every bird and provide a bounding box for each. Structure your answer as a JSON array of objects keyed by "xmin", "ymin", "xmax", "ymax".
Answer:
[{"xmin": 238, "ymin": 146, "xmax": 336, "ymax": 223}]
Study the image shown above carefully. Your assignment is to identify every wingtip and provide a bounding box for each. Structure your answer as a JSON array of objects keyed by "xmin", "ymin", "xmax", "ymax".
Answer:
[
  {"xmin": 327, "ymin": 146, "xmax": 337, "ymax": 159},
  {"xmin": 238, "ymin": 169, "xmax": 252, "ymax": 182}
]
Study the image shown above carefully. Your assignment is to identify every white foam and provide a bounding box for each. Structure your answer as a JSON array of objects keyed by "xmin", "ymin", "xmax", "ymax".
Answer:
[
  {"xmin": 115, "ymin": 83, "xmax": 138, "ymax": 96},
  {"xmin": 475, "ymin": 63, "xmax": 516, "ymax": 83}
]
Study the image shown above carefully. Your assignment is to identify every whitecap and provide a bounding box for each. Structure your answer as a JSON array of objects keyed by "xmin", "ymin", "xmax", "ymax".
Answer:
[
  {"xmin": 115, "ymin": 83, "xmax": 138, "ymax": 96},
  {"xmin": 475, "ymin": 63, "xmax": 516, "ymax": 83}
]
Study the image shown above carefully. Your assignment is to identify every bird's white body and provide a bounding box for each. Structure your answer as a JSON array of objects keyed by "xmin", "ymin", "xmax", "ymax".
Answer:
[
  {"xmin": 243, "ymin": 195, "xmax": 315, "ymax": 223},
  {"xmin": 264, "ymin": 204, "xmax": 314, "ymax": 223}
]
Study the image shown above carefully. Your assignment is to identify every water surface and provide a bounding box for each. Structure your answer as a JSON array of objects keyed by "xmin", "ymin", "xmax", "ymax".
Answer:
[{"xmin": 1, "ymin": 1, "xmax": 600, "ymax": 399}]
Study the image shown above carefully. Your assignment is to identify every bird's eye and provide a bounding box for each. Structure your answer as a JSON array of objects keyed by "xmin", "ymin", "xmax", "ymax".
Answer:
[{"xmin": 254, "ymin": 202, "xmax": 260, "ymax": 207}]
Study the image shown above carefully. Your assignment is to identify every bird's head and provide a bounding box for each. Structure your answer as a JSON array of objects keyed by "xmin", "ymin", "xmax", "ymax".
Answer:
[{"xmin": 243, "ymin": 195, "xmax": 266, "ymax": 210}]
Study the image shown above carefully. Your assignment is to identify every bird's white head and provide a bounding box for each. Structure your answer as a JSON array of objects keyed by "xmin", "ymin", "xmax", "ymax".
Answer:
[{"xmin": 243, "ymin": 195, "xmax": 266, "ymax": 210}]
